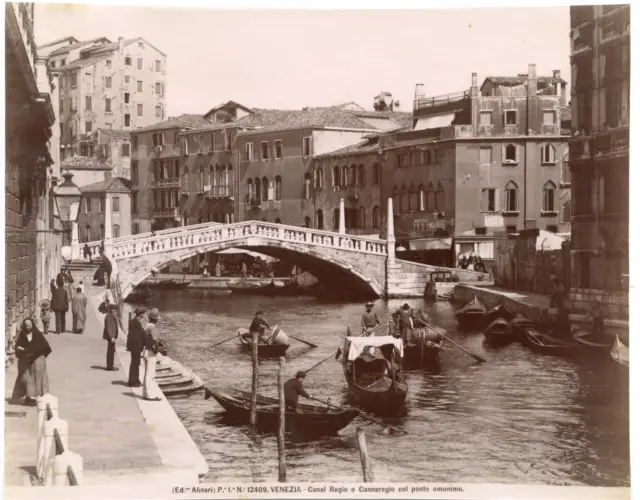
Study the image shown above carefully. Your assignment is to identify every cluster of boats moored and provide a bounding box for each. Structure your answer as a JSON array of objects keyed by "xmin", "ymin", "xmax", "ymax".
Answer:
[{"xmin": 455, "ymin": 295, "xmax": 629, "ymax": 366}]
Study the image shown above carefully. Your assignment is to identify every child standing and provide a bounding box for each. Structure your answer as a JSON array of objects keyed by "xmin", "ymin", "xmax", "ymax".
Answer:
[{"xmin": 40, "ymin": 300, "xmax": 52, "ymax": 335}]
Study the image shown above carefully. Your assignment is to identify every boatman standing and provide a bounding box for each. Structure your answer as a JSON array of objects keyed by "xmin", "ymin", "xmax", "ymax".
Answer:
[
  {"xmin": 361, "ymin": 302, "xmax": 380, "ymax": 335},
  {"xmin": 284, "ymin": 371, "xmax": 311, "ymax": 413}
]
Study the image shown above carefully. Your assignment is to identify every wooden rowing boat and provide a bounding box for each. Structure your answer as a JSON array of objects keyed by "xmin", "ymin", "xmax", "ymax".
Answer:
[
  {"xmin": 204, "ymin": 386, "xmax": 359, "ymax": 434},
  {"xmin": 455, "ymin": 295, "xmax": 487, "ymax": 330},
  {"xmin": 508, "ymin": 314, "xmax": 538, "ymax": 339},
  {"xmin": 339, "ymin": 336, "xmax": 408, "ymax": 411},
  {"xmin": 483, "ymin": 318, "xmax": 514, "ymax": 344},
  {"xmin": 522, "ymin": 328, "xmax": 579, "ymax": 355},
  {"xmin": 611, "ymin": 335, "xmax": 629, "ymax": 367},
  {"xmin": 403, "ymin": 328, "xmax": 443, "ymax": 371},
  {"xmin": 237, "ymin": 327, "xmax": 290, "ymax": 357},
  {"xmin": 573, "ymin": 329, "xmax": 614, "ymax": 352},
  {"xmin": 485, "ymin": 303, "xmax": 514, "ymax": 323}
]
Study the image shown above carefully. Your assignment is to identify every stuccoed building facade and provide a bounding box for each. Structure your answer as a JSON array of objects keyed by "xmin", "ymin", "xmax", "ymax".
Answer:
[{"xmin": 6, "ymin": 2, "xmax": 61, "ymax": 356}]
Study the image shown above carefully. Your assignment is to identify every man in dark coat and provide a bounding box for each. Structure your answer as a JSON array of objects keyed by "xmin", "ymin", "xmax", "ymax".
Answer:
[
  {"xmin": 126, "ymin": 307, "xmax": 146, "ymax": 387},
  {"xmin": 284, "ymin": 371, "xmax": 311, "ymax": 412},
  {"xmin": 51, "ymin": 284, "xmax": 69, "ymax": 334},
  {"xmin": 103, "ymin": 304, "xmax": 119, "ymax": 371}
]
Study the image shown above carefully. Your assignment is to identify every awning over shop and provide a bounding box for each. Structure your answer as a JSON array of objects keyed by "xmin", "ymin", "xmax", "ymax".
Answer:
[
  {"xmin": 414, "ymin": 113, "xmax": 455, "ymax": 130},
  {"xmin": 408, "ymin": 238, "xmax": 452, "ymax": 251}
]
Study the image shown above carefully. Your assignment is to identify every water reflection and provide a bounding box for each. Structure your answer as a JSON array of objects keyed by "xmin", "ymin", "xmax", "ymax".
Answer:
[{"xmin": 135, "ymin": 290, "xmax": 629, "ymax": 485}]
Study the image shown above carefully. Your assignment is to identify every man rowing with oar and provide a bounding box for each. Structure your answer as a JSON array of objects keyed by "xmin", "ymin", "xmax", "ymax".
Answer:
[
  {"xmin": 361, "ymin": 301, "xmax": 380, "ymax": 336},
  {"xmin": 241, "ymin": 310, "xmax": 273, "ymax": 343}
]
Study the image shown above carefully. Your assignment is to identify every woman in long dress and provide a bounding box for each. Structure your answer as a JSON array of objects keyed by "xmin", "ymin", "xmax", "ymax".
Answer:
[
  {"xmin": 71, "ymin": 286, "xmax": 88, "ymax": 333},
  {"xmin": 11, "ymin": 319, "xmax": 52, "ymax": 405}
]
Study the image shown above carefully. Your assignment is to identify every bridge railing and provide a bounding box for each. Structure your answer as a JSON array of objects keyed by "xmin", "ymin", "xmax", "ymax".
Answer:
[{"xmin": 81, "ymin": 221, "xmax": 389, "ymax": 262}]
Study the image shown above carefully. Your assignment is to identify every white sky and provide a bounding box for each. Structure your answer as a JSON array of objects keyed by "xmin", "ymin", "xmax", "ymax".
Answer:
[{"xmin": 35, "ymin": 3, "xmax": 571, "ymax": 117}]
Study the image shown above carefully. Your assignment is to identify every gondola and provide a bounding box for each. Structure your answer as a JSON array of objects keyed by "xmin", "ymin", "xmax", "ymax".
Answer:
[
  {"xmin": 522, "ymin": 328, "xmax": 579, "ymax": 356},
  {"xmin": 573, "ymin": 329, "xmax": 614, "ymax": 352},
  {"xmin": 204, "ymin": 387, "xmax": 359, "ymax": 434},
  {"xmin": 455, "ymin": 295, "xmax": 487, "ymax": 330},
  {"xmin": 237, "ymin": 327, "xmax": 290, "ymax": 357},
  {"xmin": 485, "ymin": 303, "xmax": 514, "ymax": 323},
  {"xmin": 389, "ymin": 320, "xmax": 443, "ymax": 370},
  {"xmin": 482, "ymin": 318, "xmax": 513, "ymax": 344},
  {"xmin": 338, "ymin": 336, "xmax": 408, "ymax": 410},
  {"xmin": 230, "ymin": 280, "xmax": 301, "ymax": 297},
  {"xmin": 508, "ymin": 314, "xmax": 538, "ymax": 339},
  {"xmin": 611, "ymin": 335, "xmax": 629, "ymax": 368}
]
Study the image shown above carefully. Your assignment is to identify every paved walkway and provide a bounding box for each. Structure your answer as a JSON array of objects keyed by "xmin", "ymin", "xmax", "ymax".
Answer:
[{"xmin": 4, "ymin": 272, "xmax": 207, "ymax": 487}]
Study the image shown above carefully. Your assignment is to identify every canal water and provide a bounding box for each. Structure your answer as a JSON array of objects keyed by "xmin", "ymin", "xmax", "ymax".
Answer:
[{"xmin": 131, "ymin": 291, "xmax": 630, "ymax": 486}]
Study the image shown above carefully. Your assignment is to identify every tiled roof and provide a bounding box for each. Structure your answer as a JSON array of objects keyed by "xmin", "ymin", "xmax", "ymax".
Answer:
[
  {"xmin": 59, "ymin": 53, "xmax": 113, "ymax": 71},
  {"xmin": 96, "ymin": 128, "xmax": 130, "ymax": 140},
  {"xmin": 354, "ymin": 110, "xmax": 413, "ymax": 128},
  {"xmin": 37, "ymin": 36, "xmax": 79, "ymax": 49},
  {"xmin": 61, "ymin": 156, "xmax": 111, "ymax": 170},
  {"xmin": 133, "ymin": 114, "xmax": 211, "ymax": 133},
  {"xmin": 483, "ymin": 74, "xmax": 568, "ymax": 86},
  {"xmin": 203, "ymin": 100, "xmax": 254, "ymax": 118},
  {"xmin": 79, "ymin": 177, "xmax": 131, "ymax": 194},
  {"xmin": 316, "ymin": 140, "xmax": 381, "ymax": 159},
  {"xmin": 234, "ymin": 106, "xmax": 387, "ymax": 135},
  {"xmin": 48, "ymin": 37, "xmax": 111, "ymax": 56}
]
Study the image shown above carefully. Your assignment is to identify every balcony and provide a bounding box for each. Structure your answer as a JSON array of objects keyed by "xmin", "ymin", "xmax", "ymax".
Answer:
[
  {"xmin": 541, "ymin": 124, "xmax": 559, "ymax": 135},
  {"xmin": 205, "ymin": 186, "xmax": 232, "ymax": 199},
  {"xmin": 570, "ymin": 24, "xmax": 594, "ymax": 56},
  {"xmin": 346, "ymin": 185, "xmax": 359, "ymax": 200},
  {"xmin": 153, "ymin": 208, "xmax": 179, "ymax": 219},
  {"xmin": 477, "ymin": 125, "xmax": 494, "ymax": 137},
  {"xmin": 249, "ymin": 198, "xmax": 262, "ymax": 208},
  {"xmin": 568, "ymin": 136, "xmax": 591, "ymax": 161},
  {"xmin": 570, "ymin": 5, "xmax": 594, "ymax": 29},
  {"xmin": 414, "ymin": 90, "xmax": 470, "ymax": 111},
  {"xmin": 152, "ymin": 178, "xmax": 180, "ymax": 189},
  {"xmin": 504, "ymin": 125, "xmax": 518, "ymax": 135},
  {"xmin": 441, "ymin": 125, "xmax": 474, "ymax": 139},
  {"xmin": 593, "ymin": 126, "xmax": 629, "ymax": 159}
]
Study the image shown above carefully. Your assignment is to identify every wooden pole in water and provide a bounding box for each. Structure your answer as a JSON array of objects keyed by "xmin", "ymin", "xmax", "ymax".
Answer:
[
  {"xmin": 277, "ymin": 356, "xmax": 287, "ymax": 482},
  {"xmin": 250, "ymin": 330, "xmax": 259, "ymax": 425},
  {"xmin": 356, "ymin": 427, "xmax": 373, "ymax": 482}
]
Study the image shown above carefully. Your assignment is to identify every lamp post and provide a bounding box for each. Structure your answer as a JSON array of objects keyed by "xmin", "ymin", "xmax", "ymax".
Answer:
[{"xmin": 53, "ymin": 171, "xmax": 82, "ymax": 260}]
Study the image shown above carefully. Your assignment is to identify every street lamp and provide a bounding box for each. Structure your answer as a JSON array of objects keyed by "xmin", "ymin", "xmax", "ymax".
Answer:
[{"xmin": 53, "ymin": 171, "xmax": 83, "ymax": 235}]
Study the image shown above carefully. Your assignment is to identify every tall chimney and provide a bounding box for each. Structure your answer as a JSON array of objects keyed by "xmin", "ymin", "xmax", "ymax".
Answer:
[
  {"xmin": 471, "ymin": 72, "xmax": 478, "ymax": 97},
  {"xmin": 414, "ymin": 84, "xmax": 425, "ymax": 100},
  {"xmin": 527, "ymin": 64, "xmax": 537, "ymax": 97},
  {"xmin": 528, "ymin": 64, "xmax": 537, "ymax": 79}
]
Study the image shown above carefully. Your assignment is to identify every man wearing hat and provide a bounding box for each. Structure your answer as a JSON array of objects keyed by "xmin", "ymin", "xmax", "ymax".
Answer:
[
  {"xmin": 246, "ymin": 310, "xmax": 271, "ymax": 343},
  {"xmin": 361, "ymin": 302, "xmax": 380, "ymax": 336},
  {"xmin": 142, "ymin": 308, "xmax": 163, "ymax": 401},
  {"xmin": 126, "ymin": 307, "xmax": 147, "ymax": 387},
  {"xmin": 284, "ymin": 371, "xmax": 312, "ymax": 413},
  {"xmin": 395, "ymin": 303, "xmax": 415, "ymax": 344},
  {"xmin": 103, "ymin": 303, "xmax": 120, "ymax": 371}
]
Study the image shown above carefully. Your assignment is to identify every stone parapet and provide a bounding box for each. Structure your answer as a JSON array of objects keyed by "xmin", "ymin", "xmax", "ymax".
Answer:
[{"xmin": 568, "ymin": 287, "xmax": 629, "ymax": 319}]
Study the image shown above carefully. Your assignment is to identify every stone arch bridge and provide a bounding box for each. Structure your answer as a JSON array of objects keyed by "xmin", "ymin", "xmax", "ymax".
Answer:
[{"xmin": 79, "ymin": 220, "xmax": 488, "ymax": 300}]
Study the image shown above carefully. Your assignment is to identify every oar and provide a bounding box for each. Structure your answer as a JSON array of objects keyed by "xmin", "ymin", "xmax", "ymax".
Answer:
[
  {"xmin": 211, "ymin": 334, "xmax": 240, "ymax": 348},
  {"xmin": 309, "ymin": 397, "xmax": 406, "ymax": 436},
  {"xmin": 419, "ymin": 321, "xmax": 486, "ymax": 363},
  {"xmin": 288, "ymin": 335, "xmax": 317, "ymax": 348}
]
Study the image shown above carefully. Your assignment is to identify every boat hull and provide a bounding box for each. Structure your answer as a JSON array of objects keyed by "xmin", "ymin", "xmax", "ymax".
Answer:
[
  {"xmin": 611, "ymin": 335, "xmax": 629, "ymax": 368},
  {"xmin": 205, "ymin": 387, "xmax": 359, "ymax": 434},
  {"xmin": 456, "ymin": 312, "xmax": 487, "ymax": 331},
  {"xmin": 483, "ymin": 318, "xmax": 514, "ymax": 344},
  {"xmin": 344, "ymin": 373, "xmax": 408, "ymax": 410},
  {"xmin": 238, "ymin": 339, "xmax": 290, "ymax": 357},
  {"xmin": 522, "ymin": 328, "xmax": 579, "ymax": 356}
]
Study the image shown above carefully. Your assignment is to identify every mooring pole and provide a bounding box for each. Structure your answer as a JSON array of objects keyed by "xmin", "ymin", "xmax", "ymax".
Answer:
[
  {"xmin": 250, "ymin": 330, "xmax": 259, "ymax": 425},
  {"xmin": 277, "ymin": 356, "xmax": 287, "ymax": 482},
  {"xmin": 356, "ymin": 427, "xmax": 373, "ymax": 482}
]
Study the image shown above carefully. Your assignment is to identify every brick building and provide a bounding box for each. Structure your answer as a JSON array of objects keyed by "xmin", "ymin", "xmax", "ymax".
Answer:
[
  {"xmin": 567, "ymin": 5, "xmax": 629, "ymax": 313},
  {"xmin": 39, "ymin": 36, "xmax": 167, "ymax": 162},
  {"xmin": 6, "ymin": 2, "xmax": 60, "ymax": 349},
  {"xmin": 381, "ymin": 65, "xmax": 571, "ymax": 263}
]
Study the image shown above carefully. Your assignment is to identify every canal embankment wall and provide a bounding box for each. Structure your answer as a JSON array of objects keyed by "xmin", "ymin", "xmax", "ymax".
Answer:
[{"xmin": 454, "ymin": 284, "xmax": 629, "ymax": 338}]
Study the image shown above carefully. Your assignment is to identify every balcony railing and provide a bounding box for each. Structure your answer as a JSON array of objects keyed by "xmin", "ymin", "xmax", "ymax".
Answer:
[
  {"xmin": 441, "ymin": 125, "xmax": 474, "ymax": 139},
  {"xmin": 541, "ymin": 124, "xmax": 559, "ymax": 135},
  {"xmin": 347, "ymin": 185, "xmax": 359, "ymax": 200},
  {"xmin": 593, "ymin": 126, "xmax": 629, "ymax": 158},
  {"xmin": 414, "ymin": 90, "xmax": 470, "ymax": 110},
  {"xmin": 477, "ymin": 125, "xmax": 494, "ymax": 137},
  {"xmin": 568, "ymin": 137, "xmax": 591, "ymax": 161},
  {"xmin": 153, "ymin": 208, "xmax": 179, "ymax": 219},
  {"xmin": 153, "ymin": 178, "xmax": 180, "ymax": 189},
  {"xmin": 205, "ymin": 186, "xmax": 231, "ymax": 199}
]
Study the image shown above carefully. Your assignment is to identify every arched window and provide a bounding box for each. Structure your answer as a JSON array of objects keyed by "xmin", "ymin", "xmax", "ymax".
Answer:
[
  {"xmin": 373, "ymin": 163, "xmax": 381, "ymax": 185},
  {"xmin": 333, "ymin": 208, "xmax": 340, "ymax": 230},
  {"xmin": 212, "ymin": 165, "xmax": 219, "ymax": 196},
  {"xmin": 332, "ymin": 166, "xmax": 340, "ymax": 187},
  {"xmin": 112, "ymin": 224, "xmax": 120, "ymax": 238},
  {"xmin": 357, "ymin": 165, "xmax": 365, "ymax": 186},
  {"xmin": 358, "ymin": 207, "xmax": 366, "ymax": 229},
  {"xmin": 182, "ymin": 166, "xmax": 189, "ymax": 193},
  {"xmin": 99, "ymin": 224, "xmax": 105, "ymax": 239},
  {"xmin": 372, "ymin": 206, "xmax": 381, "ymax": 229},
  {"xmin": 426, "ymin": 182, "xmax": 435, "ymax": 211},
  {"xmin": 504, "ymin": 181, "xmax": 519, "ymax": 212},
  {"xmin": 541, "ymin": 143, "xmax": 556, "ymax": 164},
  {"xmin": 198, "ymin": 210, "xmax": 204, "ymax": 224},
  {"xmin": 262, "ymin": 177, "xmax": 269, "ymax": 201},
  {"xmin": 349, "ymin": 165, "xmax": 357, "ymax": 185},
  {"xmin": 304, "ymin": 216, "xmax": 311, "ymax": 228},
  {"xmin": 208, "ymin": 165, "xmax": 214, "ymax": 193},
  {"xmin": 275, "ymin": 217, "xmax": 281, "ymax": 224},
  {"xmin": 400, "ymin": 185, "xmax": 409, "ymax": 212},
  {"xmin": 316, "ymin": 209, "xmax": 324, "ymax": 229},
  {"xmin": 132, "ymin": 223, "xmax": 139, "ymax": 235},
  {"xmin": 435, "ymin": 182, "xmax": 445, "ymax": 212},
  {"xmin": 303, "ymin": 173, "xmax": 311, "ymax": 200},
  {"xmin": 183, "ymin": 211, "xmax": 188, "ymax": 226},
  {"xmin": 408, "ymin": 183, "xmax": 415, "ymax": 211},
  {"xmin": 227, "ymin": 163, "xmax": 233, "ymax": 197},
  {"xmin": 255, "ymin": 176, "xmax": 261, "ymax": 201},
  {"xmin": 418, "ymin": 184, "xmax": 426, "ymax": 211},
  {"xmin": 543, "ymin": 181, "xmax": 556, "ymax": 212},
  {"xmin": 246, "ymin": 178, "xmax": 254, "ymax": 202},
  {"xmin": 275, "ymin": 175, "xmax": 282, "ymax": 201},
  {"xmin": 562, "ymin": 200, "xmax": 571, "ymax": 223},
  {"xmin": 85, "ymin": 225, "xmax": 92, "ymax": 242},
  {"xmin": 198, "ymin": 165, "xmax": 204, "ymax": 191},
  {"xmin": 341, "ymin": 165, "xmax": 348, "ymax": 187},
  {"xmin": 315, "ymin": 168, "xmax": 323, "ymax": 189},
  {"xmin": 503, "ymin": 143, "xmax": 517, "ymax": 163}
]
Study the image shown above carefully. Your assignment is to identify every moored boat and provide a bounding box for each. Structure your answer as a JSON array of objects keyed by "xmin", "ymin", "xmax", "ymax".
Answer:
[
  {"xmin": 230, "ymin": 280, "xmax": 301, "ymax": 297},
  {"xmin": 204, "ymin": 386, "xmax": 359, "ymax": 434},
  {"xmin": 573, "ymin": 329, "xmax": 613, "ymax": 351},
  {"xmin": 485, "ymin": 303, "xmax": 514, "ymax": 323},
  {"xmin": 611, "ymin": 335, "xmax": 629, "ymax": 367},
  {"xmin": 237, "ymin": 326, "xmax": 291, "ymax": 357},
  {"xmin": 508, "ymin": 314, "xmax": 538, "ymax": 339},
  {"xmin": 483, "ymin": 318, "xmax": 513, "ymax": 344},
  {"xmin": 455, "ymin": 295, "xmax": 487, "ymax": 330},
  {"xmin": 522, "ymin": 328, "xmax": 579, "ymax": 356},
  {"xmin": 338, "ymin": 335, "xmax": 408, "ymax": 411},
  {"xmin": 402, "ymin": 327, "xmax": 443, "ymax": 371}
]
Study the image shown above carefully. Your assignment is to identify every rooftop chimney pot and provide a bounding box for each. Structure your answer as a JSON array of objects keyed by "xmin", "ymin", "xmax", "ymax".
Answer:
[
  {"xmin": 553, "ymin": 69, "xmax": 561, "ymax": 79},
  {"xmin": 471, "ymin": 72, "xmax": 478, "ymax": 87},
  {"xmin": 528, "ymin": 64, "xmax": 537, "ymax": 79}
]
